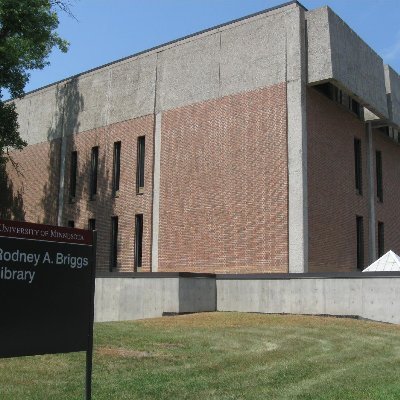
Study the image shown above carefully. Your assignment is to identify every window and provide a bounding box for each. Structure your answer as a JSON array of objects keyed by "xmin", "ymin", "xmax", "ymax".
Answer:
[
  {"xmin": 314, "ymin": 83, "xmax": 362, "ymax": 119},
  {"xmin": 110, "ymin": 216, "xmax": 118, "ymax": 271},
  {"xmin": 136, "ymin": 136, "xmax": 145, "ymax": 193},
  {"xmin": 356, "ymin": 216, "xmax": 364, "ymax": 270},
  {"xmin": 90, "ymin": 146, "xmax": 99, "ymax": 199},
  {"xmin": 112, "ymin": 141, "xmax": 121, "ymax": 196},
  {"xmin": 351, "ymin": 99, "xmax": 361, "ymax": 117},
  {"xmin": 67, "ymin": 220, "xmax": 75, "ymax": 228},
  {"xmin": 354, "ymin": 138, "xmax": 362, "ymax": 195},
  {"xmin": 69, "ymin": 151, "xmax": 77, "ymax": 201},
  {"xmin": 134, "ymin": 214, "xmax": 143, "ymax": 271},
  {"xmin": 378, "ymin": 221, "xmax": 385, "ymax": 258},
  {"xmin": 88, "ymin": 218, "xmax": 96, "ymax": 231},
  {"xmin": 376, "ymin": 150, "xmax": 383, "ymax": 202}
]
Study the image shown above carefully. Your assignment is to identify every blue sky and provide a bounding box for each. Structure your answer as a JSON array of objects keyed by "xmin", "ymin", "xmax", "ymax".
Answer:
[{"xmin": 25, "ymin": 0, "xmax": 400, "ymax": 93}]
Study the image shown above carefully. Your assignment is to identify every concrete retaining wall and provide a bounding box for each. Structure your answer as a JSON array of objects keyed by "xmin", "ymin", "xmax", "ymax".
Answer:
[
  {"xmin": 94, "ymin": 273, "xmax": 216, "ymax": 322},
  {"xmin": 94, "ymin": 272, "xmax": 400, "ymax": 325},
  {"xmin": 217, "ymin": 273, "xmax": 400, "ymax": 324}
]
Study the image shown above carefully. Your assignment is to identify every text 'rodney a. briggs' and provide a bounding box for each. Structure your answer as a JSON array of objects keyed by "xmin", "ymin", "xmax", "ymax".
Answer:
[{"xmin": 0, "ymin": 248, "xmax": 89, "ymax": 284}]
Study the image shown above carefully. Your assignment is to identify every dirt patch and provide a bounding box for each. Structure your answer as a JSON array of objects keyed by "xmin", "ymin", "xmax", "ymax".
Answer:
[
  {"xmin": 156, "ymin": 342, "xmax": 185, "ymax": 349},
  {"xmin": 97, "ymin": 347, "xmax": 154, "ymax": 359}
]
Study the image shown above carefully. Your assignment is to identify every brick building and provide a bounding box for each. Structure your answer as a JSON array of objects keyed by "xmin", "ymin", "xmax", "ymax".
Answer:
[{"xmin": 2, "ymin": 1, "xmax": 400, "ymax": 274}]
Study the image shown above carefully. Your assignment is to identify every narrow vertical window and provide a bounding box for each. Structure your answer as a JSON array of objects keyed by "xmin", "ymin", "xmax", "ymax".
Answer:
[
  {"xmin": 134, "ymin": 214, "xmax": 143, "ymax": 271},
  {"xmin": 378, "ymin": 221, "xmax": 385, "ymax": 258},
  {"xmin": 110, "ymin": 216, "xmax": 118, "ymax": 271},
  {"xmin": 136, "ymin": 136, "xmax": 145, "ymax": 194},
  {"xmin": 88, "ymin": 218, "xmax": 96, "ymax": 231},
  {"xmin": 356, "ymin": 216, "xmax": 364, "ymax": 270},
  {"xmin": 67, "ymin": 220, "xmax": 75, "ymax": 228},
  {"xmin": 376, "ymin": 150, "xmax": 383, "ymax": 202},
  {"xmin": 69, "ymin": 151, "xmax": 77, "ymax": 201},
  {"xmin": 90, "ymin": 146, "xmax": 99, "ymax": 199},
  {"xmin": 112, "ymin": 141, "xmax": 121, "ymax": 196},
  {"xmin": 354, "ymin": 138, "xmax": 362, "ymax": 195}
]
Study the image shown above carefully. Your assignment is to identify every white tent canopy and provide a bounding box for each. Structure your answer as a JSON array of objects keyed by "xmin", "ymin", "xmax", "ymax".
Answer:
[{"xmin": 363, "ymin": 250, "xmax": 400, "ymax": 272}]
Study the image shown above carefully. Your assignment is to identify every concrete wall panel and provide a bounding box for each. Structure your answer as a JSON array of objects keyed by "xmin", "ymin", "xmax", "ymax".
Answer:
[
  {"xmin": 362, "ymin": 278, "xmax": 400, "ymax": 323},
  {"xmin": 385, "ymin": 65, "xmax": 400, "ymax": 127},
  {"xmin": 219, "ymin": 11, "xmax": 286, "ymax": 98},
  {"xmin": 217, "ymin": 275, "xmax": 400, "ymax": 324},
  {"xmin": 74, "ymin": 69, "xmax": 110, "ymax": 133},
  {"xmin": 179, "ymin": 277, "xmax": 217, "ymax": 313},
  {"xmin": 323, "ymin": 278, "xmax": 362, "ymax": 316},
  {"xmin": 94, "ymin": 277, "xmax": 180, "ymax": 322},
  {"xmin": 306, "ymin": 7, "xmax": 333, "ymax": 86},
  {"xmin": 108, "ymin": 55, "xmax": 157, "ymax": 125},
  {"xmin": 156, "ymin": 34, "xmax": 220, "ymax": 113},
  {"xmin": 15, "ymin": 84, "xmax": 64, "ymax": 144},
  {"xmin": 94, "ymin": 275, "xmax": 217, "ymax": 322},
  {"xmin": 306, "ymin": 7, "xmax": 388, "ymax": 119}
]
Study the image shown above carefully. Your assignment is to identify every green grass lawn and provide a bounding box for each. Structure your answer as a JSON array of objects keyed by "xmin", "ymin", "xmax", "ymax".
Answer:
[{"xmin": 1, "ymin": 312, "xmax": 400, "ymax": 399}]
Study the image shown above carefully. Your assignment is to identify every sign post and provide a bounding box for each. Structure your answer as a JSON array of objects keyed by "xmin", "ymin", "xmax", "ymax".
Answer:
[
  {"xmin": 0, "ymin": 219, "xmax": 96, "ymax": 398},
  {"xmin": 86, "ymin": 231, "xmax": 96, "ymax": 400}
]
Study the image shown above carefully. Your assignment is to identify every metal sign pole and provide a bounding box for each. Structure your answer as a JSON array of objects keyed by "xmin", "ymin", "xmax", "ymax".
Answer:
[{"xmin": 86, "ymin": 231, "xmax": 97, "ymax": 400}]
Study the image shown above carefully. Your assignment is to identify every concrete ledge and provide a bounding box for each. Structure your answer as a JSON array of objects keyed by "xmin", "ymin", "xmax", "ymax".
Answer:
[
  {"xmin": 216, "ymin": 272, "xmax": 400, "ymax": 279},
  {"xmin": 96, "ymin": 272, "xmax": 216, "ymax": 278}
]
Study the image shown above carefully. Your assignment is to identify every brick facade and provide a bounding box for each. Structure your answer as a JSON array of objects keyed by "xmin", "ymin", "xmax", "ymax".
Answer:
[
  {"xmin": 62, "ymin": 115, "xmax": 154, "ymax": 273},
  {"xmin": 3, "ymin": 116, "xmax": 154, "ymax": 274},
  {"xmin": 307, "ymin": 87, "xmax": 370, "ymax": 272},
  {"xmin": 159, "ymin": 83, "xmax": 288, "ymax": 273},
  {"xmin": 373, "ymin": 130, "xmax": 400, "ymax": 257},
  {"xmin": 3, "ymin": 139, "xmax": 61, "ymax": 225},
  {"xmin": 4, "ymin": 84, "xmax": 399, "ymax": 274}
]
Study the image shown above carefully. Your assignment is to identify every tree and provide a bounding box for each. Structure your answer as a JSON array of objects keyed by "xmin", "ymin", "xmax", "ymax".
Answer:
[{"xmin": 0, "ymin": 0, "xmax": 69, "ymax": 163}]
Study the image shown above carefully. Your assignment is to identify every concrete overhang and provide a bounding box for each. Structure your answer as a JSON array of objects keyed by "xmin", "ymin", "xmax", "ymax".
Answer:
[{"xmin": 306, "ymin": 6, "xmax": 389, "ymax": 121}]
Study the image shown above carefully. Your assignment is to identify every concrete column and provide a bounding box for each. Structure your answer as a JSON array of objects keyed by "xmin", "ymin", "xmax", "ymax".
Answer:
[
  {"xmin": 151, "ymin": 113, "xmax": 162, "ymax": 271},
  {"xmin": 366, "ymin": 122, "xmax": 377, "ymax": 263},
  {"xmin": 286, "ymin": 7, "xmax": 308, "ymax": 273}
]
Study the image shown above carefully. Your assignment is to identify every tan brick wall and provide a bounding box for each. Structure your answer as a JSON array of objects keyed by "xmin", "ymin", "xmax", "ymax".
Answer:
[
  {"xmin": 373, "ymin": 130, "xmax": 400, "ymax": 256},
  {"xmin": 2, "ymin": 139, "xmax": 61, "ymax": 225},
  {"xmin": 63, "ymin": 115, "xmax": 154, "ymax": 273},
  {"xmin": 158, "ymin": 83, "xmax": 288, "ymax": 274},
  {"xmin": 307, "ymin": 87, "xmax": 370, "ymax": 272}
]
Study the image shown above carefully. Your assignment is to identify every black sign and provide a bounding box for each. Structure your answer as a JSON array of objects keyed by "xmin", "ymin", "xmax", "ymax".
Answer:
[{"xmin": 0, "ymin": 219, "xmax": 96, "ymax": 358}]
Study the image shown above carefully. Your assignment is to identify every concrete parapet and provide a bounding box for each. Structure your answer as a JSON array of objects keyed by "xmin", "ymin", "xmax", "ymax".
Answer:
[{"xmin": 16, "ymin": 2, "xmax": 299, "ymax": 146}]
